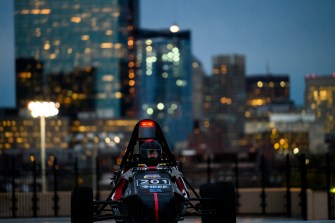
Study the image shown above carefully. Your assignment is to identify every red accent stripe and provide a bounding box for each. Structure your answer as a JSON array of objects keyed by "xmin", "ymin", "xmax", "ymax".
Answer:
[
  {"xmin": 153, "ymin": 192, "xmax": 159, "ymax": 222},
  {"xmin": 112, "ymin": 179, "xmax": 126, "ymax": 201}
]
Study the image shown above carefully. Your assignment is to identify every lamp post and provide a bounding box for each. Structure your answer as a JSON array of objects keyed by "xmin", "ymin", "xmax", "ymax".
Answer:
[{"xmin": 28, "ymin": 101, "xmax": 59, "ymax": 193}]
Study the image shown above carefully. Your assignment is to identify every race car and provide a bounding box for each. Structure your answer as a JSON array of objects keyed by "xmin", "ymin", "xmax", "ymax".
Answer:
[{"xmin": 71, "ymin": 119, "xmax": 236, "ymax": 223}]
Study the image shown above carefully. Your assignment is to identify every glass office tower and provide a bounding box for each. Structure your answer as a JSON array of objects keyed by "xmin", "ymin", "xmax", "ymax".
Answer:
[
  {"xmin": 15, "ymin": 0, "xmax": 138, "ymax": 117},
  {"xmin": 135, "ymin": 29, "xmax": 193, "ymax": 148}
]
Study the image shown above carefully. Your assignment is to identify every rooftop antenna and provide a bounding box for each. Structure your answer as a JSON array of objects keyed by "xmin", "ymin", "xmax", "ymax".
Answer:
[{"xmin": 266, "ymin": 59, "xmax": 271, "ymax": 75}]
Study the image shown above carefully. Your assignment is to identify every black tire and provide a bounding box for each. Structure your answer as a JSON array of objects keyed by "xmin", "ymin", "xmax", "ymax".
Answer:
[
  {"xmin": 200, "ymin": 182, "xmax": 236, "ymax": 223},
  {"xmin": 71, "ymin": 186, "xmax": 93, "ymax": 223}
]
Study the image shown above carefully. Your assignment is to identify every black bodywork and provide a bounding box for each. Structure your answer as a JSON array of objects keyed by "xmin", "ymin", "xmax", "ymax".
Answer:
[{"xmin": 71, "ymin": 119, "xmax": 236, "ymax": 223}]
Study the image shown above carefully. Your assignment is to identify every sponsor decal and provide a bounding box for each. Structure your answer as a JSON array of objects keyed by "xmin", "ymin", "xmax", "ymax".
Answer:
[{"xmin": 144, "ymin": 174, "xmax": 161, "ymax": 179}]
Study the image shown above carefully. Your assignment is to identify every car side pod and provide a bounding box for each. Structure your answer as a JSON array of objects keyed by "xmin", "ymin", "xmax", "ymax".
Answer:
[
  {"xmin": 199, "ymin": 181, "xmax": 236, "ymax": 223},
  {"xmin": 71, "ymin": 186, "xmax": 93, "ymax": 223}
]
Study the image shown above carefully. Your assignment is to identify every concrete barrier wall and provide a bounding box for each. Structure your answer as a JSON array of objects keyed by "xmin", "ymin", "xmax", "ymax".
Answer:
[
  {"xmin": 0, "ymin": 189, "xmax": 330, "ymax": 220},
  {"xmin": 307, "ymin": 190, "xmax": 329, "ymax": 220},
  {"xmin": 238, "ymin": 188, "xmax": 301, "ymax": 218}
]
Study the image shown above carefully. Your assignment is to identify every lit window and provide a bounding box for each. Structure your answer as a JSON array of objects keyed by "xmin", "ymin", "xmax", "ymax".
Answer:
[
  {"xmin": 44, "ymin": 42, "xmax": 50, "ymax": 50},
  {"xmin": 101, "ymin": 43, "xmax": 113, "ymax": 48},
  {"xmin": 146, "ymin": 39, "xmax": 152, "ymax": 45},
  {"xmin": 257, "ymin": 81, "xmax": 263, "ymax": 88},
  {"xmin": 280, "ymin": 81, "xmax": 286, "ymax": 87},
  {"xmin": 105, "ymin": 30, "xmax": 113, "ymax": 35},
  {"xmin": 146, "ymin": 108, "xmax": 154, "ymax": 115},
  {"xmin": 102, "ymin": 75, "xmax": 114, "ymax": 82},
  {"xmin": 21, "ymin": 10, "xmax": 30, "ymax": 14},
  {"xmin": 146, "ymin": 46, "xmax": 152, "ymax": 52},
  {"xmin": 128, "ymin": 39, "xmax": 134, "ymax": 46},
  {"xmin": 128, "ymin": 72, "xmax": 135, "ymax": 79},
  {"xmin": 40, "ymin": 9, "xmax": 51, "ymax": 14},
  {"xmin": 114, "ymin": 43, "xmax": 122, "ymax": 49},
  {"xmin": 31, "ymin": 9, "xmax": 40, "ymax": 14},
  {"xmin": 176, "ymin": 79, "xmax": 185, "ymax": 86},
  {"xmin": 220, "ymin": 97, "xmax": 232, "ymax": 105},
  {"xmin": 320, "ymin": 90, "xmax": 327, "ymax": 101},
  {"xmin": 71, "ymin": 17, "xmax": 81, "ymax": 23},
  {"xmin": 81, "ymin": 35, "xmax": 90, "ymax": 41},
  {"xmin": 50, "ymin": 54, "xmax": 56, "ymax": 59},
  {"xmin": 220, "ymin": 65, "xmax": 227, "ymax": 74},
  {"xmin": 129, "ymin": 80, "xmax": 135, "ymax": 86},
  {"xmin": 84, "ymin": 48, "xmax": 91, "ymax": 54},
  {"xmin": 114, "ymin": 92, "xmax": 122, "ymax": 99},
  {"xmin": 162, "ymin": 72, "xmax": 168, "ymax": 78},
  {"xmin": 157, "ymin": 103, "xmax": 164, "ymax": 110},
  {"xmin": 128, "ymin": 61, "xmax": 135, "ymax": 68}
]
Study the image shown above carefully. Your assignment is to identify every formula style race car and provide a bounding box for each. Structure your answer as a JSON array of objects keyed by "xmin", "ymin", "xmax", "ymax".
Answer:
[{"xmin": 71, "ymin": 119, "xmax": 236, "ymax": 223}]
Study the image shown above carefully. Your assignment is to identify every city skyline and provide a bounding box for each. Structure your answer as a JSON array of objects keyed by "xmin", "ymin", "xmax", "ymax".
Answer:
[{"xmin": 1, "ymin": 0, "xmax": 335, "ymax": 107}]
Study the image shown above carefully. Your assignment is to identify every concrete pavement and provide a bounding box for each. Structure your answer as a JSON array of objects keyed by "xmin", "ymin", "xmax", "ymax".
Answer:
[{"xmin": 0, "ymin": 216, "xmax": 331, "ymax": 223}]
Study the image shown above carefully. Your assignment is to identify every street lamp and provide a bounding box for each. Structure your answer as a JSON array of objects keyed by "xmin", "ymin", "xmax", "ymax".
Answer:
[{"xmin": 28, "ymin": 101, "xmax": 59, "ymax": 193}]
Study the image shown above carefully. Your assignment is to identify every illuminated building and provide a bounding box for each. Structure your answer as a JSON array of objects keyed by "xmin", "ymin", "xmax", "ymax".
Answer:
[
  {"xmin": 14, "ymin": 0, "xmax": 139, "ymax": 117},
  {"xmin": 246, "ymin": 75, "xmax": 290, "ymax": 107},
  {"xmin": 0, "ymin": 114, "xmax": 70, "ymax": 151},
  {"xmin": 16, "ymin": 58, "xmax": 44, "ymax": 108},
  {"xmin": 305, "ymin": 74, "xmax": 335, "ymax": 133},
  {"xmin": 134, "ymin": 29, "xmax": 193, "ymax": 146},
  {"xmin": 0, "ymin": 111, "xmax": 138, "ymax": 164},
  {"xmin": 203, "ymin": 54, "xmax": 246, "ymax": 153},
  {"xmin": 245, "ymin": 74, "xmax": 293, "ymax": 120},
  {"xmin": 244, "ymin": 112, "xmax": 327, "ymax": 157},
  {"xmin": 45, "ymin": 66, "xmax": 97, "ymax": 118}
]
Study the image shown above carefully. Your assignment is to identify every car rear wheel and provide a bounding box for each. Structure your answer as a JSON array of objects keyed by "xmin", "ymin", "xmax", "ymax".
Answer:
[
  {"xmin": 71, "ymin": 186, "xmax": 93, "ymax": 223},
  {"xmin": 200, "ymin": 181, "xmax": 236, "ymax": 223}
]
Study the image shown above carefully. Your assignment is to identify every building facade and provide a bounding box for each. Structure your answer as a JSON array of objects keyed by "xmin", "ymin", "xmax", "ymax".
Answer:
[
  {"xmin": 246, "ymin": 74, "xmax": 290, "ymax": 107},
  {"xmin": 305, "ymin": 74, "xmax": 335, "ymax": 134},
  {"xmin": 45, "ymin": 66, "xmax": 97, "ymax": 119},
  {"xmin": 134, "ymin": 29, "xmax": 193, "ymax": 147},
  {"xmin": 14, "ymin": 0, "xmax": 139, "ymax": 117},
  {"xmin": 15, "ymin": 58, "xmax": 44, "ymax": 108},
  {"xmin": 203, "ymin": 54, "xmax": 246, "ymax": 153}
]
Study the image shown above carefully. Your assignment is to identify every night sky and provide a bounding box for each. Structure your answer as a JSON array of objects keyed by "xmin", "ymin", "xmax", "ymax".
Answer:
[{"xmin": 1, "ymin": 0, "xmax": 335, "ymax": 107}]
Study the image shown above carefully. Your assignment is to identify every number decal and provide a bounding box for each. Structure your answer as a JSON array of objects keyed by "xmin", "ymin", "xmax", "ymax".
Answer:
[{"xmin": 137, "ymin": 178, "xmax": 170, "ymax": 186}]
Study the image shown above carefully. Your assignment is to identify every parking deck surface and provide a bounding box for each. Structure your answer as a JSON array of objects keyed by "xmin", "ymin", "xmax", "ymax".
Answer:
[{"xmin": 0, "ymin": 217, "xmax": 331, "ymax": 223}]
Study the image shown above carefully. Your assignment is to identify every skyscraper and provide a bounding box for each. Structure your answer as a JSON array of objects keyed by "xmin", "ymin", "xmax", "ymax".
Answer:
[
  {"xmin": 14, "ymin": 0, "xmax": 139, "ymax": 117},
  {"xmin": 134, "ymin": 29, "xmax": 193, "ymax": 147},
  {"xmin": 305, "ymin": 74, "xmax": 335, "ymax": 133},
  {"xmin": 203, "ymin": 54, "xmax": 246, "ymax": 153}
]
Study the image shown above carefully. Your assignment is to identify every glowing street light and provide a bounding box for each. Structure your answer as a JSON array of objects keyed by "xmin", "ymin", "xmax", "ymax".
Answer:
[{"xmin": 28, "ymin": 101, "xmax": 59, "ymax": 193}]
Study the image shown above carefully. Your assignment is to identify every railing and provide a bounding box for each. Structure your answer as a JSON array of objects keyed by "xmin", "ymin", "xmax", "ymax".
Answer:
[{"xmin": 0, "ymin": 153, "xmax": 334, "ymax": 220}]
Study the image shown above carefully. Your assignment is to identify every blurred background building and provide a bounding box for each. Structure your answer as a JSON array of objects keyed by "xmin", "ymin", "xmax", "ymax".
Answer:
[
  {"xmin": 134, "ymin": 29, "xmax": 193, "ymax": 146},
  {"xmin": 15, "ymin": 0, "xmax": 139, "ymax": 118},
  {"xmin": 0, "ymin": 0, "xmax": 334, "ymax": 170}
]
